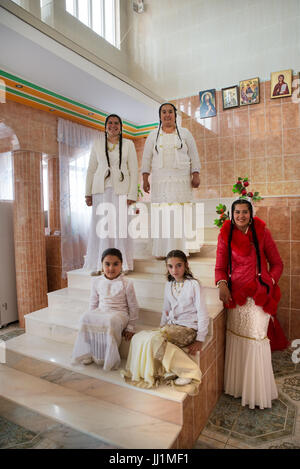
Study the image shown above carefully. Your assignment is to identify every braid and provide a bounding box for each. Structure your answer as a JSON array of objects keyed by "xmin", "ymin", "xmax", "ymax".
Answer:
[
  {"xmin": 227, "ymin": 222, "xmax": 234, "ymax": 291},
  {"xmin": 250, "ymin": 222, "xmax": 270, "ymax": 294},
  {"xmin": 175, "ymin": 122, "xmax": 183, "ymax": 149},
  {"xmin": 155, "ymin": 121, "xmax": 162, "ymax": 153},
  {"xmin": 104, "ymin": 131, "xmax": 111, "ymax": 180},
  {"xmin": 119, "ymin": 131, "xmax": 124, "ymax": 182}
]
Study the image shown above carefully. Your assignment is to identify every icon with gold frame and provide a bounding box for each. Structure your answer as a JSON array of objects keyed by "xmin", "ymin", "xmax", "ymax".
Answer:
[
  {"xmin": 239, "ymin": 78, "xmax": 259, "ymax": 106},
  {"xmin": 271, "ymin": 69, "xmax": 292, "ymax": 98}
]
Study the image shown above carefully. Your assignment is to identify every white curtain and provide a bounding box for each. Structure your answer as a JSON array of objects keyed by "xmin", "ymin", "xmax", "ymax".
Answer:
[
  {"xmin": 58, "ymin": 118, "xmax": 102, "ymax": 277},
  {"xmin": 0, "ymin": 152, "xmax": 13, "ymax": 200}
]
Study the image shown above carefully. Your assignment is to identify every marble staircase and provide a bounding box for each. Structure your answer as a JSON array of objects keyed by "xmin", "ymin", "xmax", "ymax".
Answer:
[{"xmin": 2, "ymin": 227, "xmax": 226, "ymax": 449}]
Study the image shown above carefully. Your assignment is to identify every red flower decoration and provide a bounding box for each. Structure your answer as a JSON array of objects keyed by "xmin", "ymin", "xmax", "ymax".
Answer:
[
  {"xmin": 248, "ymin": 192, "xmax": 253, "ymax": 197},
  {"xmin": 242, "ymin": 189, "xmax": 247, "ymax": 195},
  {"xmin": 243, "ymin": 181, "xmax": 249, "ymax": 187}
]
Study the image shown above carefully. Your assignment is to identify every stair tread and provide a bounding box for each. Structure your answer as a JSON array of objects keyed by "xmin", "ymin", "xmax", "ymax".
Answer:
[
  {"xmin": 0, "ymin": 364, "xmax": 180, "ymax": 449},
  {"xmin": 5, "ymin": 333, "xmax": 186, "ymax": 403}
]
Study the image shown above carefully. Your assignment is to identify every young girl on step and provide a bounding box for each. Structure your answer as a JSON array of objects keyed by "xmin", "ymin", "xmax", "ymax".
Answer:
[
  {"xmin": 122, "ymin": 250, "xmax": 209, "ymax": 393},
  {"xmin": 72, "ymin": 248, "xmax": 139, "ymax": 371}
]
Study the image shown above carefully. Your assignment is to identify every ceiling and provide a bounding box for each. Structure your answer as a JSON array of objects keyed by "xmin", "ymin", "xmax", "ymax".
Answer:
[{"xmin": 0, "ymin": 6, "xmax": 161, "ymax": 126}]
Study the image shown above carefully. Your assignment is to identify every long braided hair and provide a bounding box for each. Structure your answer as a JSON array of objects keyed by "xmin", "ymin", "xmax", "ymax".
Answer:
[
  {"xmin": 105, "ymin": 114, "xmax": 124, "ymax": 182},
  {"xmin": 155, "ymin": 103, "xmax": 183, "ymax": 153},
  {"xmin": 165, "ymin": 250, "xmax": 196, "ymax": 282},
  {"xmin": 228, "ymin": 200, "xmax": 269, "ymax": 294}
]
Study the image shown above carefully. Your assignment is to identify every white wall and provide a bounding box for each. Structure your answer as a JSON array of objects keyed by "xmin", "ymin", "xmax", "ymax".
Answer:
[{"xmin": 124, "ymin": 0, "xmax": 300, "ymax": 99}]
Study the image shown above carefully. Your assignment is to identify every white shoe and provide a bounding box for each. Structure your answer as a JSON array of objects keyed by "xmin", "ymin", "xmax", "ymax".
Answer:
[
  {"xmin": 82, "ymin": 358, "xmax": 93, "ymax": 365},
  {"xmin": 174, "ymin": 377, "xmax": 192, "ymax": 386}
]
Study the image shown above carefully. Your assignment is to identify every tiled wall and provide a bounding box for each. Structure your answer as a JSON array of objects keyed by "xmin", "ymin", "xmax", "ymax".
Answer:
[
  {"xmin": 134, "ymin": 80, "xmax": 300, "ymax": 341},
  {"xmin": 172, "ymin": 79, "xmax": 300, "ymax": 199}
]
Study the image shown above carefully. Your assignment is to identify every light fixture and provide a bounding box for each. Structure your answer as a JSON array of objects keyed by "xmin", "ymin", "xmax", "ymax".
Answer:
[
  {"xmin": 88, "ymin": 112, "xmax": 94, "ymax": 116},
  {"xmin": 15, "ymin": 84, "xmax": 23, "ymax": 89},
  {"xmin": 49, "ymin": 108, "xmax": 55, "ymax": 112}
]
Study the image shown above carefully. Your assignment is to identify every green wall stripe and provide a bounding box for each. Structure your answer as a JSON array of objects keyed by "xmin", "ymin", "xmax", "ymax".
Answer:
[{"xmin": 0, "ymin": 69, "xmax": 158, "ymax": 131}]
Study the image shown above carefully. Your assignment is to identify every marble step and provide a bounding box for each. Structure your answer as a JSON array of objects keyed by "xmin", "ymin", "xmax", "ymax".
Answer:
[
  {"xmin": 25, "ymin": 307, "xmax": 154, "ymax": 350},
  {"xmin": 0, "ymin": 364, "xmax": 180, "ymax": 449},
  {"xmin": 4, "ymin": 334, "xmax": 187, "ymax": 426},
  {"xmin": 24, "ymin": 301, "xmax": 217, "ymax": 352},
  {"xmin": 66, "ymin": 271, "xmax": 220, "ymax": 305},
  {"xmin": 133, "ymin": 257, "xmax": 216, "ymax": 276},
  {"xmin": 48, "ymin": 286, "xmax": 222, "ymax": 316}
]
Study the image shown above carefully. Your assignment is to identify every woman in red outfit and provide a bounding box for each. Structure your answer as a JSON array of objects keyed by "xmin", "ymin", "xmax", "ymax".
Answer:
[{"xmin": 215, "ymin": 199, "xmax": 288, "ymax": 409}]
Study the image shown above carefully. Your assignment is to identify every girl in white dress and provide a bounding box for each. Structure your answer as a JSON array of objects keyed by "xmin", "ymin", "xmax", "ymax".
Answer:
[
  {"xmin": 141, "ymin": 103, "xmax": 201, "ymax": 257},
  {"xmin": 122, "ymin": 250, "xmax": 209, "ymax": 392},
  {"xmin": 72, "ymin": 248, "xmax": 139, "ymax": 371},
  {"xmin": 84, "ymin": 114, "xmax": 138, "ymax": 273}
]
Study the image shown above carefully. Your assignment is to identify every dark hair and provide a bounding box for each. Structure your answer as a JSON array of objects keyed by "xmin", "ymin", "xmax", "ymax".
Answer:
[
  {"xmin": 105, "ymin": 114, "xmax": 124, "ymax": 182},
  {"xmin": 229, "ymin": 200, "xmax": 269, "ymax": 294},
  {"xmin": 155, "ymin": 103, "xmax": 183, "ymax": 153},
  {"xmin": 165, "ymin": 250, "xmax": 195, "ymax": 282},
  {"xmin": 101, "ymin": 248, "xmax": 123, "ymax": 264}
]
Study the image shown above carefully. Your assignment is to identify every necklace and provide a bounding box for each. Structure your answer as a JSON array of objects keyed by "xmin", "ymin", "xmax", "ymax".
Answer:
[
  {"xmin": 172, "ymin": 279, "xmax": 185, "ymax": 295},
  {"xmin": 108, "ymin": 143, "xmax": 117, "ymax": 152}
]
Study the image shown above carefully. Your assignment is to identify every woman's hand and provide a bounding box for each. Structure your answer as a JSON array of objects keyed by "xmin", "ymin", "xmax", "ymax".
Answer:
[
  {"xmin": 191, "ymin": 172, "xmax": 200, "ymax": 188},
  {"xmin": 143, "ymin": 173, "xmax": 150, "ymax": 193},
  {"xmin": 188, "ymin": 340, "xmax": 202, "ymax": 355},
  {"xmin": 219, "ymin": 283, "xmax": 232, "ymax": 304},
  {"xmin": 122, "ymin": 330, "xmax": 135, "ymax": 341},
  {"xmin": 85, "ymin": 196, "xmax": 92, "ymax": 207}
]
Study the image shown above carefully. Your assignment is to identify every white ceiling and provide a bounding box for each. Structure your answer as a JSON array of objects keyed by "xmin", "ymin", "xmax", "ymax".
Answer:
[{"xmin": 0, "ymin": 7, "xmax": 160, "ymax": 125}]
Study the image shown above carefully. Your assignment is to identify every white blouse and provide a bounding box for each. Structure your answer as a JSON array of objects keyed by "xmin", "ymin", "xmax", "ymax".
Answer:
[
  {"xmin": 89, "ymin": 274, "xmax": 139, "ymax": 332},
  {"xmin": 160, "ymin": 279, "xmax": 209, "ymax": 342}
]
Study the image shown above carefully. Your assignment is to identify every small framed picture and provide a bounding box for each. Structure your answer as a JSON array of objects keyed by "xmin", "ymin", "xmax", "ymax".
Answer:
[
  {"xmin": 199, "ymin": 89, "xmax": 217, "ymax": 119},
  {"xmin": 222, "ymin": 86, "xmax": 239, "ymax": 110},
  {"xmin": 271, "ymin": 69, "xmax": 292, "ymax": 98},
  {"xmin": 239, "ymin": 78, "xmax": 259, "ymax": 106}
]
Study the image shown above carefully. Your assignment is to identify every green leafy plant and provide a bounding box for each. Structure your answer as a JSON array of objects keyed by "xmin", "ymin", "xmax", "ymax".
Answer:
[{"xmin": 214, "ymin": 176, "xmax": 263, "ymax": 228}]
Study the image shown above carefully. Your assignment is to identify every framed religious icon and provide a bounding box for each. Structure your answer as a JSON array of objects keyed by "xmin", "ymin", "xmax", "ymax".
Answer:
[
  {"xmin": 199, "ymin": 89, "xmax": 217, "ymax": 119},
  {"xmin": 239, "ymin": 77, "xmax": 260, "ymax": 106},
  {"xmin": 222, "ymin": 85, "xmax": 239, "ymax": 110},
  {"xmin": 271, "ymin": 69, "xmax": 292, "ymax": 98}
]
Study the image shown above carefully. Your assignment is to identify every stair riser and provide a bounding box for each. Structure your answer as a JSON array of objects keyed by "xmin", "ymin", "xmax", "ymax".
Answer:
[
  {"xmin": 4, "ymin": 348, "xmax": 183, "ymax": 426},
  {"xmin": 133, "ymin": 262, "xmax": 215, "ymax": 277},
  {"xmin": 25, "ymin": 315, "xmax": 156, "ymax": 358},
  {"xmin": 25, "ymin": 316, "xmax": 78, "ymax": 345}
]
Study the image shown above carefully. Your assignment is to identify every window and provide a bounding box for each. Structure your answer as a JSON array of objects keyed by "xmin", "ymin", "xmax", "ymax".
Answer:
[
  {"xmin": 0, "ymin": 153, "xmax": 13, "ymax": 201},
  {"xmin": 65, "ymin": 0, "xmax": 119, "ymax": 47}
]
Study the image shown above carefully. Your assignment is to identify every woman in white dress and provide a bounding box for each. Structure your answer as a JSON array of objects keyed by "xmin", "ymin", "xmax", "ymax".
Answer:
[
  {"xmin": 141, "ymin": 103, "xmax": 201, "ymax": 258},
  {"xmin": 72, "ymin": 248, "xmax": 139, "ymax": 371},
  {"xmin": 84, "ymin": 114, "xmax": 138, "ymax": 273}
]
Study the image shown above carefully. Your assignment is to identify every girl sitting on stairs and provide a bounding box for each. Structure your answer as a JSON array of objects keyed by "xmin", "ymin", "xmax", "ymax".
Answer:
[
  {"xmin": 72, "ymin": 248, "xmax": 139, "ymax": 371},
  {"xmin": 121, "ymin": 250, "xmax": 209, "ymax": 395}
]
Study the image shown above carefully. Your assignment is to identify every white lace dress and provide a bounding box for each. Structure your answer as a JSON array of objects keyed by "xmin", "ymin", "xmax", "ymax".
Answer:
[
  {"xmin": 84, "ymin": 144, "xmax": 134, "ymax": 272},
  {"xmin": 151, "ymin": 132, "xmax": 199, "ymax": 257},
  {"xmin": 72, "ymin": 274, "xmax": 139, "ymax": 371},
  {"xmin": 225, "ymin": 297, "xmax": 278, "ymax": 409}
]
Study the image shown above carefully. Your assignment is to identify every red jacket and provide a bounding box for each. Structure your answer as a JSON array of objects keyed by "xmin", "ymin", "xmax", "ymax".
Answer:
[{"xmin": 215, "ymin": 217, "xmax": 288, "ymax": 350}]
